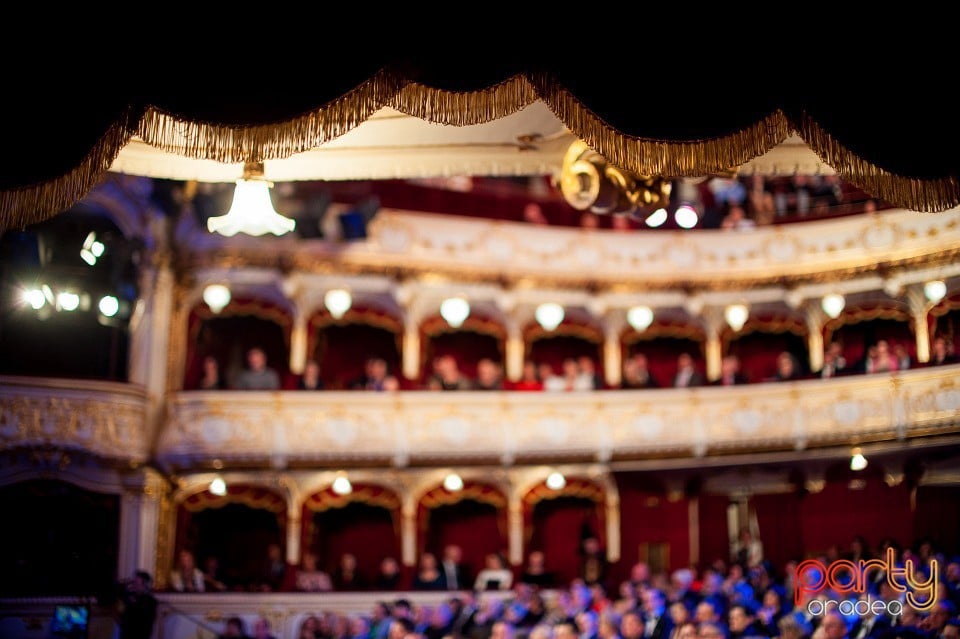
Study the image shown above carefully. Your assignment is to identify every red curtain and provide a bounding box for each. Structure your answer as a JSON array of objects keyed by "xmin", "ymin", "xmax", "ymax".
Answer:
[
  {"xmin": 424, "ymin": 330, "xmax": 503, "ymax": 380},
  {"xmin": 751, "ymin": 492, "xmax": 805, "ymax": 573},
  {"xmin": 307, "ymin": 501, "xmax": 400, "ymax": 584},
  {"xmin": 626, "ymin": 336, "xmax": 706, "ymax": 388},
  {"xmin": 528, "ymin": 335, "xmax": 602, "ymax": 375},
  {"xmin": 423, "ymin": 499, "xmax": 506, "ymax": 579},
  {"xmin": 827, "ymin": 312, "xmax": 914, "ymax": 370},
  {"xmin": 313, "ymin": 323, "xmax": 401, "ymax": 389},
  {"xmin": 913, "ymin": 486, "xmax": 960, "ymax": 555},
  {"xmin": 727, "ymin": 330, "xmax": 809, "ymax": 382},
  {"xmin": 698, "ymin": 494, "xmax": 732, "ymax": 570},
  {"xmin": 528, "ymin": 495, "xmax": 603, "ymax": 587}
]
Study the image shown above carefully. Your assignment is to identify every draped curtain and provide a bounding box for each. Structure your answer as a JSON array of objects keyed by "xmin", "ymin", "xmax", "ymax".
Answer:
[{"xmin": 4, "ymin": 51, "xmax": 959, "ymax": 229}]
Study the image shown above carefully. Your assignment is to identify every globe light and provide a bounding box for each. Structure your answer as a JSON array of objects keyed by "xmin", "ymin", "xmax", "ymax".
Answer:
[
  {"xmin": 324, "ymin": 289, "xmax": 353, "ymax": 319},
  {"xmin": 546, "ymin": 472, "xmax": 567, "ymax": 490},
  {"xmin": 203, "ymin": 284, "xmax": 232, "ymax": 314},
  {"xmin": 535, "ymin": 303, "xmax": 565, "ymax": 331},
  {"xmin": 440, "ymin": 297, "xmax": 471, "ymax": 328},
  {"xmin": 924, "ymin": 280, "xmax": 947, "ymax": 304},
  {"xmin": 443, "ymin": 473, "xmax": 464, "ymax": 492},
  {"xmin": 645, "ymin": 208, "xmax": 668, "ymax": 228},
  {"xmin": 850, "ymin": 448, "xmax": 868, "ymax": 472},
  {"xmin": 23, "ymin": 289, "xmax": 45, "ymax": 310},
  {"xmin": 627, "ymin": 305, "xmax": 654, "ymax": 332},
  {"xmin": 821, "ymin": 294, "xmax": 846, "ymax": 319},
  {"xmin": 675, "ymin": 205, "xmax": 699, "ymax": 229},
  {"xmin": 332, "ymin": 474, "xmax": 353, "ymax": 496},
  {"xmin": 58, "ymin": 291, "xmax": 80, "ymax": 312},
  {"xmin": 209, "ymin": 477, "xmax": 227, "ymax": 496},
  {"xmin": 724, "ymin": 304, "xmax": 749, "ymax": 332},
  {"xmin": 98, "ymin": 295, "xmax": 120, "ymax": 318}
]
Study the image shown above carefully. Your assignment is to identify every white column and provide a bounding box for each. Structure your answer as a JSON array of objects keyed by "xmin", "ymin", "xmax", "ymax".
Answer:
[
  {"xmin": 804, "ymin": 304, "xmax": 826, "ymax": 373},
  {"xmin": 286, "ymin": 511, "xmax": 301, "ymax": 565},
  {"xmin": 289, "ymin": 309, "xmax": 308, "ymax": 375},
  {"xmin": 602, "ymin": 314, "xmax": 625, "ymax": 388},
  {"xmin": 907, "ymin": 288, "xmax": 932, "ymax": 364},
  {"xmin": 401, "ymin": 506, "xmax": 417, "ymax": 567},
  {"xmin": 703, "ymin": 308, "xmax": 723, "ymax": 382},
  {"xmin": 505, "ymin": 323, "xmax": 524, "ymax": 383},
  {"xmin": 117, "ymin": 470, "xmax": 164, "ymax": 581},
  {"xmin": 402, "ymin": 327, "xmax": 421, "ymax": 381},
  {"xmin": 508, "ymin": 497, "xmax": 524, "ymax": 566},
  {"xmin": 602, "ymin": 474, "xmax": 621, "ymax": 563}
]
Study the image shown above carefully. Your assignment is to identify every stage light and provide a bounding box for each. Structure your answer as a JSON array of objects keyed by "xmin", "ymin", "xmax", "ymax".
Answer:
[
  {"xmin": 58, "ymin": 291, "xmax": 80, "ymax": 312},
  {"xmin": 23, "ymin": 288, "xmax": 45, "ymax": 310},
  {"xmin": 207, "ymin": 162, "xmax": 296, "ymax": 237},
  {"xmin": 203, "ymin": 284, "xmax": 231, "ymax": 314},
  {"xmin": 627, "ymin": 305, "xmax": 654, "ymax": 332},
  {"xmin": 98, "ymin": 295, "xmax": 120, "ymax": 318},
  {"xmin": 675, "ymin": 205, "xmax": 699, "ymax": 229},
  {"xmin": 209, "ymin": 477, "xmax": 227, "ymax": 496},
  {"xmin": 850, "ymin": 447, "xmax": 868, "ymax": 471},
  {"xmin": 324, "ymin": 289, "xmax": 353, "ymax": 319},
  {"xmin": 80, "ymin": 248, "xmax": 97, "ymax": 266},
  {"xmin": 724, "ymin": 303, "xmax": 749, "ymax": 332},
  {"xmin": 91, "ymin": 240, "xmax": 105, "ymax": 258},
  {"xmin": 443, "ymin": 473, "xmax": 464, "ymax": 492},
  {"xmin": 440, "ymin": 297, "xmax": 470, "ymax": 328},
  {"xmin": 535, "ymin": 303, "xmax": 565, "ymax": 331},
  {"xmin": 546, "ymin": 472, "xmax": 567, "ymax": 490},
  {"xmin": 821, "ymin": 294, "xmax": 846, "ymax": 319},
  {"xmin": 924, "ymin": 280, "xmax": 947, "ymax": 304},
  {"xmin": 645, "ymin": 208, "xmax": 668, "ymax": 228},
  {"xmin": 332, "ymin": 474, "xmax": 353, "ymax": 496}
]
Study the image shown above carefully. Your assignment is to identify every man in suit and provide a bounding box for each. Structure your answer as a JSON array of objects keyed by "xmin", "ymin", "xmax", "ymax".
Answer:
[
  {"xmin": 642, "ymin": 588, "xmax": 673, "ymax": 639},
  {"xmin": 715, "ymin": 354, "xmax": 748, "ymax": 386},
  {"xmin": 673, "ymin": 353, "xmax": 705, "ymax": 388},
  {"xmin": 441, "ymin": 544, "xmax": 469, "ymax": 591}
]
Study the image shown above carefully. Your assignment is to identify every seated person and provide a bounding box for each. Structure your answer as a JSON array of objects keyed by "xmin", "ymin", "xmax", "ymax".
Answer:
[
  {"xmin": 474, "ymin": 553, "xmax": 513, "ymax": 591},
  {"xmin": 198, "ymin": 355, "xmax": 226, "ymax": 390},
  {"xmin": 519, "ymin": 550, "xmax": 555, "ymax": 588},
  {"xmin": 298, "ymin": 360, "xmax": 324, "ymax": 390},
  {"xmin": 622, "ymin": 353, "xmax": 658, "ymax": 389},
  {"xmin": 294, "ymin": 551, "xmax": 332, "ymax": 592},
  {"xmin": 512, "ymin": 360, "xmax": 543, "ymax": 391},
  {"xmin": 929, "ymin": 336, "xmax": 959, "ymax": 366},
  {"xmin": 772, "ymin": 352, "xmax": 800, "ymax": 381},
  {"xmin": 715, "ymin": 354, "xmax": 747, "ymax": 386},
  {"xmin": 234, "ymin": 347, "xmax": 281, "ymax": 390},
  {"xmin": 474, "ymin": 358, "xmax": 504, "ymax": 391},
  {"xmin": 673, "ymin": 353, "xmax": 705, "ymax": 388},
  {"xmin": 169, "ymin": 549, "xmax": 205, "ymax": 592},
  {"xmin": 820, "ymin": 341, "xmax": 848, "ymax": 378},
  {"xmin": 577, "ymin": 356, "xmax": 602, "ymax": 390},
  {"xmin": 412, "ymin": 552, "xmax": 446, "ymax": 591},
  {"xmin": 426, "ymin": 355, "xmax": 473, "ymax": 391}
]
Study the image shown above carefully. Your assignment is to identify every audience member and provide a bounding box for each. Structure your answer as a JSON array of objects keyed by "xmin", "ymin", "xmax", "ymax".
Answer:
[
  {"xmin": 441, "ymin": 544, "xmax": 470, "ymax": 591},
  {"xmin": 219, "ymin": 616, "xmax": 248, "ymax": 639},
  {"xmin": 673, "ymin": 353, "xmax": 705, "ymax": 388},
  {"xmin": 376, "ymin": 557, "xmax": 401, "ymax": 591},
  {"xmin": 428, "ymin": 355, "xmax": 473, "ymax": 391},
  {"xmin": 294, "ymin": 551, "xmax": 333, "ymax": 592},
  {"xmin": 716, "ymin": 354, "xmax": 748, "ymax": 386},
  {"xmin": 413, "ymin": 552, "xmax": 446, "ymax": 591},
  {"xmin": 298, "ymin": 360, "xmax": 325, "ymax": 390},
  {"xmin": 930, "ymin": 336, "xmax": 958, "ymax": 366},
  {"xmin": 514, "ymin": 360, "xmax": 545, "ymax": 391},
  {"xmin": 773, "ymin": 352, "xmax": 801, "ymax": 381},
  {"xmin": 333, "ymin": 553, "xmax": 367, "ymax": 591},
  {"xmin": 234, "ymin": 347, "xmax": 281, "ymax": 390},
  {"xmin": 199, "ymin": 355, "xmax": 227, "ymax": 390},
  {"xmin": 169, "ymin": 549, "xmax": 205, "ymax": 592},
  {"xmin": 474, "ymin": 553, "xmax": 513, "ymax": 592},
  {"xmin": 520, "ymin": 550, "xmax": 556, "ymax": 588},
  {"xmin": 865, "ymin": 340, "xmax": 898, "ymax": 374},
  {"xmin": 622, "ymin": 353, "xmax": 658, "ymax": 389},
  {"xmin": 120, "ymin": 570, "xmax": 158, "ymax": 639},
  {"xmin": 475, "ymin": 359, "xmax": 504, "ymax": 391}
]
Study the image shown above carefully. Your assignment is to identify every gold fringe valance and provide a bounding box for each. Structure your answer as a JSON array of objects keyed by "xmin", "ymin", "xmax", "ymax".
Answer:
[{"xmin": 3, "ymin": 69, "xmax": 959, "ymax": 229}]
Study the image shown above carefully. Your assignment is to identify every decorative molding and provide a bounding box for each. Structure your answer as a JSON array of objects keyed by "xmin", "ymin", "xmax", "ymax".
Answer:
[{"xmin": 157, "ymin": 366, "xmax": 960, "ymax": 470}]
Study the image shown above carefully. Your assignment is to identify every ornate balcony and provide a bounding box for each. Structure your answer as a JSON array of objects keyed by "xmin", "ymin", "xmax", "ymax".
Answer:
[
  {"xmin": 157, "ymin": 365, "xmax": 960, "ymax": 470},
  {"xmin": 0, "ymin": 377, "xmax": 149, "ymax": 466}
]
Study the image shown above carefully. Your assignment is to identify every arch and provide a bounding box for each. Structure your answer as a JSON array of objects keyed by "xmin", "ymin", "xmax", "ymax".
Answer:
[
  {"xmin": 308, "ymin": 304, "xmax": 403, "ymax": 389},
  {"xmin": 421, "ymin": 311, "xmax": 506, "ymax": 380},
  {"xmin": 526, "ymin": 319, "xmax": 603, "ymax": 378},
  {"xmin": 301, "ymin": 483, "xmax": 402, "ymax": 586},
  {"xmin": 184, "ymin": 296, "xmax": 293, "ymax": 389},
  {"xmin": 825, "ymin": 302, "xmax": 914, "ymax": 371},
  {"xmin": 175, "ymin": 483, "xmax": 287, "ymax": 591},
  {"xmin": 522, "ymin": 477, "xmax": 606, "ymax": 587},
  {"xmin": 417, "ymin": 480, "xmax": 509, "ymax": 581},
  {"xmin": 725, "ymin": 311, "xmax": 809, "ymax": 382},
  {"xmin": 622, "ymin": 318, "xmax": 707, "ymax": 388}
]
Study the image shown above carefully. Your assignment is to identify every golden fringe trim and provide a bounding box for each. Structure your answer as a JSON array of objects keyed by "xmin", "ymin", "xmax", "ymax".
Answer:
[
  {"xmin": 0, "ymin": 110, "xmax": 137, "ymax": 230},
  {"xmin": 391, "ymin": 74, "xmax": 538, "ymax": 125},
  {"xmin": 136, "ymin": 67, "xmax": 408, "ymax": 163},
  {"xmin": 796, "ymin": 113, "xmax": 960, "ymax": 213},
  {"xmin": 528, "ymin": 72, "xmax": 792, "ymax": 177}
]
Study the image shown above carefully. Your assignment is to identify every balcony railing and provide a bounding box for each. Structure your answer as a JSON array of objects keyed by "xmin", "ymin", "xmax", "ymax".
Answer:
[
  {"xmin": 158, "ymin": 365, "xmax": 960, "ymax": 468},
  {"xmin": 0, "ymin": 376, "xmax": 149, "ymax": 465}
]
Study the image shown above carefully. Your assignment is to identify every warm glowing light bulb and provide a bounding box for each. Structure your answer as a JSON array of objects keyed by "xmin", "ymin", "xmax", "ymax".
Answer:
[
  {"xmin": 546, "ymin": 472, "xmax": 567, "ymax": 490},
  {"xmin": 821, "ymin": 294, "xmax": 846, "ymax": 319},
  {"xmin": 627, "ymin": 305, "xmax": 654, "ymax": 332},
  {"xmin": 440, "ymin": 297, "xmax": 470, "ymax": 328},
  {"xmin": 58, "ymin": 291, "xmax": 80, "ymax": 312},
  {"xmin": 724, "ymin": 304, "xmax": 749, "ymax": 332},
  {"xmin": 536, "ymin": 303, "xmax": 565, "ymax": 331},
  {"xmin": 443, "ymin": 473, "xmax": 464, "ymax": 492},
  {"xmin": 207, "ymin": 169, "xmax": 296, "ymax": 237},
  {"xmin": 332, "ymin": 475, "xmax": 353, "ymax": 496},
  {"xmin": 325, "ymin": 289, "xmax": 353, "ymax": 319},
  {"xmin": 850, "ymin": 448, "xmax": 868, "ymax": 471},
  {"xmin": 209, "ymin": 477, "xmax": 227, "ymax": 496},
  {"xmin": 203, "ymin": 284, "xmax": 231, "ymax": 314},
  {"xmin": 675, "ymin": 205, "xmax": 699, "ymax": 229},
  {"xmin": 98, "ymin": 295, "xmax": 119, "ymax": 317},
  {"xmin": 924, "ymin": 280, "xmax": 947, "ymax": 304},
  {"xmin": 645, "ymin": 208, "xmax": 668, "ymax": 228},
  {"xmin": 23, "ymin": 289, "xmax": 45, "ymax": 310}
]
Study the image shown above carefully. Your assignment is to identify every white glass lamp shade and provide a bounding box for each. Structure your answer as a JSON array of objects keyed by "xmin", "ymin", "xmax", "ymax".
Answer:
[
  {"xmin": 850, "ymin": 448, "xmax": 868, "ymax": 471},
  {"xmin": 332, "ymin": 475, "xmax": 353, "ymax": 495},
  {"xmin": 324, "ymin": 289, "xmax": 353, "ymax": 319},
  {"xmin": 924, "ymin": 280, "xmax": 947, "ymax": 304},
  {"xmin": 724, "ymin": 304, "xmax": 749, "ymax": 332},
  {"xmin": 98, "ymin": 295, "xmax": 120, "ymax": 317},
  {"xmin": 203, "ymin": 284, "xmax": 232, "ymax": 314},
  {"xmin": 675, "ymin": 205, "xmax": 699, "ymax": 229},
  {"xmin": 546, "ymin": 472, "xmax": 567, "ymax": 490},
  {"xmin": 535, "ymin": 303, "xmax": 565, "ymax": 331},
  {"xmin": 443, "ymin": 473, "xmax": 464, "ymax": 492},
  {"xmin": 209, "ymin": 477, "xmax": 227, "ymax": 496},
  {"xmin": 440, "ymin": 297, "xmax": 471, "ymax": 328},
  {"xmin": 627, "ymin": 305, "xmax": 654, "ymax": 332},
  {"xmin": 207, "ymin": 177, "xmax": 296, "ymax": 237},
  {"xmin": 821, "ymin": 294, "xmax": 846, "ymax": 319}
]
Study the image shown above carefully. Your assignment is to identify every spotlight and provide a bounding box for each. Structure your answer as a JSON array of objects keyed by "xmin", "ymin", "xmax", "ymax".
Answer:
[
  {"xmin": 645, "ymin": 208, "xmax": 668, "ymax": 228},
  {"xmin": 627, "ymin": 305, "xmax": 654, "ymax": 332},
  {"xmin": 821, "ymin": 294, "xmax": 846, "ymax": 319},
  {"xmin": 546, "ymin": 472, "xmax": 567, "ymax": 490},
  {"xmin": 80, "ymin": 249, "xmax": 97, "ymax": 266},
  {"xmin": 332, "ymin": 474, "xmax": 353, "ymax": 496},
  {"xmin": 91, "ymin": 241, "xmax": 105, "ymax": 258},
  {"xmin": 535, "ymin": 303, "xmax": 565, "ymax": 332},
  {"xmin": 324, "ymin": 289, "xmax": 353, "ymax": 319},
  {"xmin": 850, "ymin": 447, "xmax": 868, "ymax": 471},
  {"xmin": 203, "ymin": 284, "xmax": 231, "ymax": 314},
  {"xmin": 209, "ymin": 477, "xmax": 227, "ymax": 496},
  {"xmin": 724, "ymin": 304, "xmax": 749, "ymax": 332},
  {"xmin": 58, "ymin": 291, "xmax": 80, "ymax": 312},
  {"xmin": 443, "ymin": 473, "xmax": 464, "ymax": 492},
  {"xmin": 98, "ymin": 295, "xmax": 120, "ymax": 318},
  {"xmin": 440, "ymin": 297, "xmax": 470, "ymax": 328},
  {"xmin": 674, "ymin": 205, "xmax": 699, "ymax": 229},
  {"xmin": 23, "ymin": 288, "xmax": 45, "ymax": 310},
  {"xmin": 924, "ymin": 280, "xmax": 947, "ymax": 304}
]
